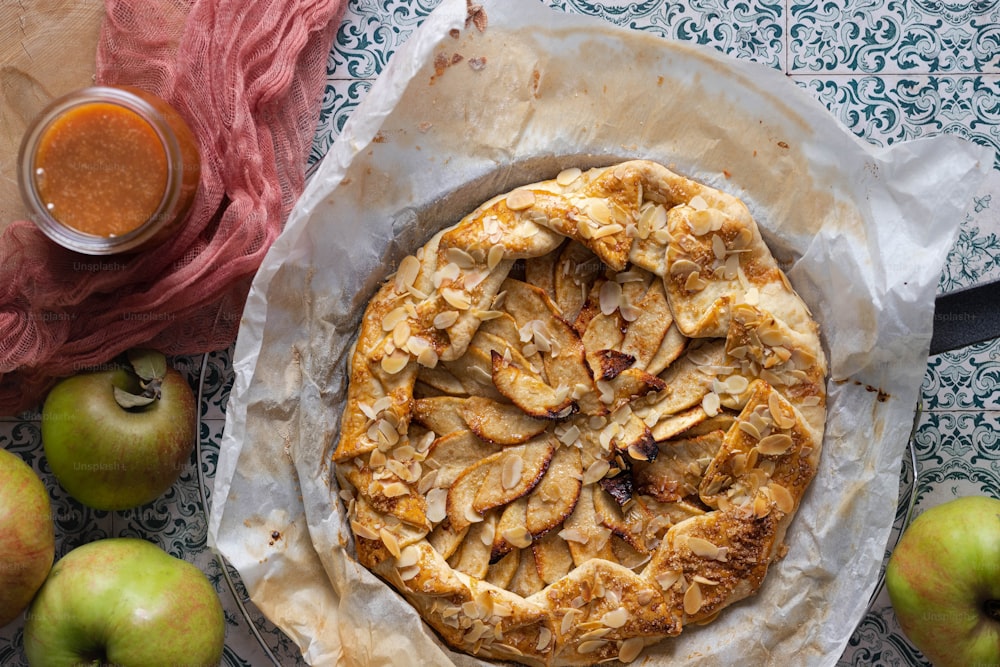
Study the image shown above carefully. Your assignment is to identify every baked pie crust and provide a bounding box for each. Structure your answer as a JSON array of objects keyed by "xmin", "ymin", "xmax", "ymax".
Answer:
[{"xmin": 332, "ymin": 160, "xmax": 827, "ymax": 666}]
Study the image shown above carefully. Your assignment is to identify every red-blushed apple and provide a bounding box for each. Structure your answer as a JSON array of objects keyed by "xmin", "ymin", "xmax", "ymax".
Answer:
[
  {"xmin": 41, "ymin": 349, "xmax": 197, "ymax": 511},
  {"xmin": 886, "ymin": 495, "xmax": 1000, "ymax": 667},
  {"xmin": 23, "ymin": 537, "xmax": 225, "ymax": 666},
  {"xmin": 0, "ymin": 448, "xmax": 55, "ymax": 628}
]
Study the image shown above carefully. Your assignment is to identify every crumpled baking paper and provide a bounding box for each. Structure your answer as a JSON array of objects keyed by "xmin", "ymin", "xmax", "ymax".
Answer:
[{"xmin": 207, "ymin": 0, "xmax": 993, "ymax": 664}]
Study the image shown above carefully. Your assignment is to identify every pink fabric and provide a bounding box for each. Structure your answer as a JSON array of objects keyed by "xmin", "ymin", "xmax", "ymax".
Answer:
[{"xmin": 0, "ymin": 0, "xmax": 346, "ymax": 413}]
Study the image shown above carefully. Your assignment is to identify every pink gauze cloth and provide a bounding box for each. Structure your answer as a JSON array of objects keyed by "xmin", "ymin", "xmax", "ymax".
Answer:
[{"xmin": 0, "ymin": 0, "xmax": 347, "ymax": 414}]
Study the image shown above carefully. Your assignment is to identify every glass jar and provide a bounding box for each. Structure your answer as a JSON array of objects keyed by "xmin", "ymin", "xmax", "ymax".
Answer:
[{"xmin": 17, "ymin": 86, "xmax": 200, "ymax": 255}]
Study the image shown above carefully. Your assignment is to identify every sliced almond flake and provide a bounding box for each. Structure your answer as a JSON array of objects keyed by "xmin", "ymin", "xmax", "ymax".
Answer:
[
  {"xmin": 536, "ymin": 627, "xmax": 553, "ymax": 651},
  {"xmin": 351, "ymin": 520, "xmax": 380, "ymax": 541},
  {"xmin": 380, "ymin": 527, "xmax": 402, "ymax": 558},
  {"xmin": 587, "ymin": 199, "xmax": 613, "ymax": 225},
  {"xmin": 372, "ymin": 396, "xmax": 392, "ymax": 414},
  {"xmin": 669, "ymin": 258, "xmax": 700, "ymax": 276},
  {"xmin": 434, "ymin": 262, "xmax": 461, "ymax": 288},
  {"xmin": 418, "ymin": 469, "xmax": 438, "ymax": 494},
  {"xmin": 712, "ymin": 234, "xmax": 727, "ymax": 261},
  {"xmin": 684, "ymin": 271, "xmax": 708, "ymax": 292},
  {"xmin": 558, "ymin": 423, "xmax": 582, "ymax": 445},
  {"xmin": 596, "ymin": 380, "xmax": 615, "ymax": 405},
  {"xmin": 396, "ymin": 545, "xmax": 420, "ymax": 568},
  {"xmin": 581, "ymin": 627, "xmax": 613, "ymax": 641},
  {"xmin": 358, "ymin": 402, "xmax": 377, "ymax": 421},
  {"xmin": 758, "ymin": 327, "xmax": 787, "ymax": 348},
  {"xmin": 506, "ymin": 189, "xmax": 536, "ymax": 211},
  {"xmin": 501, "ymin": 454, "xmax": 524, "ymax": 490},
  {"xmin": 462, "ymin": 600, "xmax": 479, "ymax": 620},
  {"xmin": 801, "ymin": 395, "xmax": 822, "ymax": 407},
  {"xmin": 701, "ymin": 392, "xmax": 721, "ymax": 417},
  {"xmin": 687, "ymin": 537, "xmax": 721, "ymax": 559},
  {"xmin": 392, "ymin": 320, "xmax": 412, "ymax": 348},
  {"xmin": 577, "ymin": 640, "xmax": 606, "ymax": 654},
  {"xmin": 769, "ymin": 392, "xmax": 797, "ymax": 429},
  {"xmin": 441, "ymin": 287, "xmax": 472, "ymax": 310},
  {"xmin": 426, "ymin": 488, "xmax": 448, "ymax": 523},
  {"xmin": 382, "ymin": 481, "xmax": 410, "ymax": 498},
  {"xmin": 692, "ymin": 575, "xmax": 719, "ymax": 586},
  {"xmin": 481, "ymin": 243, "xmax": 503, "ymax": 270},
  {"xmin": 464, "ymin": 504, "xmax": 484, "ymax": 525},
  {"xmin": 381, "ymin": 306, "xmax": 410, "ymax": 332},
  {"xmin": 599, "ymin": 280, "xmax": 623, "ymax": 315},
  {"xmin": 502, "ymin": 526, "xmax": 533, "ymax": 549},
  {"xmin": 394, "ymin": 255, "xmax": 420, "ymax": 293},
  {"xmin": 417, "ymin": 346, "xmax": 440, "ymax": 368},
  {"xmin": 689, "ymin": 195, "xmax": 709, "ymax": 211},
  {"xmin": 583, "ymin": 459, "xmax": 611, "ymax": 485},
  {"xmin": 591, "ymin": 222, "xmax": 625, "ymax": 239},
  {"xmin": 734, "ymin": 227, "xmax": 754, "ymax": 249},
  {"xmin": 446, "ymin": 247, "xmax": 477, "ymax": 269},
  {"xmin": 770, "ymin": 483, "xmax": 796, "ymax": 513},
  {"xmin": 377, "ymin": 419, "xmax": 400, "ymax": 447},
  {"xmin": 655, "ymin": 570, "xmax": 681, "ymax": 591},
  {"xmin": 618, "ymin": 637, "xmax": 644, "ymax": 663},
  {"xmin": 380, "ymin": 349, "xmax": 410, "ymax": 375},
  {"xmin": 637, "ymin": 204, "xmax": 667, "ymax": 240},
  {"xmin": 724, "ymin": 375, "xmax": 750, "ymax": 395},
  {"xmin": 385, "ymin": 458, "xmax": 411, "ymax": 479},
  {"xmin": 558, "ymin": 527, "xmax": 590, "ymax": 544},
  {"xmin": 399, "ymin": 565, "xmax": 421, "ymax": 581},
  {"xmin": 600, "ymin": 607, "xmax": 629, "ymax": 628},
  {"xmin": 724, "ymin": 254, "xmax": 741, "ymax": 280},
  {"xmin": 683, "ymin": 581, "xmax": 703, "ymax": 615},
  {"xmin": 757, "ymin": 433, "xmax": 795, "ymax": 456},
  {"xmin": 434, "ymin": 310, "xmax": 460, "ymax": 329},
  {"xmin": 556, "ymin": 167, "xmax": 583, "ymax": 186}
]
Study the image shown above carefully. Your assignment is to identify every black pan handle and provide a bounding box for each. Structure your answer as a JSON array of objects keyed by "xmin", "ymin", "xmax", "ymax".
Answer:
[{"xmin": 929, "ymin": 280, "xmax": 1000, "ymax": 355}]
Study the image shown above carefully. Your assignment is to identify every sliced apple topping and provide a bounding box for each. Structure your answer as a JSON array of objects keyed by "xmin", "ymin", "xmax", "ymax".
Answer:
[
  {"xmin": 458, "ymin": 396, "xmax": 549, "ymax": 445},
  {"xmin": 490, "ymin": 350, "xmax": 577, "ymax": 419},
  {"xmin": 473, "ymin": 439, "xmax": 556, "ymax": 518}
]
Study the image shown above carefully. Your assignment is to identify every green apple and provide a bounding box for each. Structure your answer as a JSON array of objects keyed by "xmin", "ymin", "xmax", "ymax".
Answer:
[
  {"xmin": 23, "ymin": 537, "xmax": 225, "ymax": 666},
  {"xmin": 0, "ymin": 448, "xmax": 55, "ymax": 628},
  {"xmin": 886, "ymin": 495, "xmax": 1000, "ymax": 667},
  {"xmin": 41, "ymin": 349, "xmax": 197, "ymax": 510}
]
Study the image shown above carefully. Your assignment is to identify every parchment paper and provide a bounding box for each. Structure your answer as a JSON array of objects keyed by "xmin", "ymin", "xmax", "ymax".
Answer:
[{"xmin": 207, "ymin": 0, "xmax": 993, "ymax": 665}]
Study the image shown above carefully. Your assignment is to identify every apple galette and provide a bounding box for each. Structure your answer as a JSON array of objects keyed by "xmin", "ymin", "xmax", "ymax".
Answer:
[{"xmin": 332, "ymin": 160, "xmax": 827, "ymax": 666}]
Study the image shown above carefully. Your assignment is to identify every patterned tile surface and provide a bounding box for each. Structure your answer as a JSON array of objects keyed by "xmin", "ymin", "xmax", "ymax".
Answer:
[{"xmin": 4, "ymin": 0, "xmax": 1000, "ymax": 665}]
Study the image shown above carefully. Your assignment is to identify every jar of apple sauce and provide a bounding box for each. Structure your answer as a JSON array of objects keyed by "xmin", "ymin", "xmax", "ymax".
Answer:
[{"xmin": 17, "ymin": 86, "xmax": 200, "ymax": 255}]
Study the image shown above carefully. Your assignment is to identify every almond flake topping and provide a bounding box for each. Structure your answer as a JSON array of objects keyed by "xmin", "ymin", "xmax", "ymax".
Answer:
[
  {"xmin": 600, "ymin": 607, "xmax": 629, "ymax": 628},
  {"xmin": 757, "ymin": 433, "xmax": 795, "ymax": 456},
  {"xmin": 506, "ymin": 189, "xmax": 536, "ymax": 211},
  {"xmin": 683, "ymin": 581, "xmax": 703, "ymax": 615},
  {"xmin": 618, "ymin": 637, "xmax": 645, "ymax": 663},
  {"xmin": 556, "ymin": 167, "xmax": 582, "ymax": 186},
  {"xmin": 393, "ymin": 255, "xmax": 420, "ymax": 293},
  {"xmin": 501, "ymin": 454, "xmax": 524, "ymax": 489},
  {"xmin": 380, "ymin": 527, "xmax": 401, "ymax": 558},
  {"xmin": 441, "ymin": 287, "xmax": 472, "ymax": 310}
]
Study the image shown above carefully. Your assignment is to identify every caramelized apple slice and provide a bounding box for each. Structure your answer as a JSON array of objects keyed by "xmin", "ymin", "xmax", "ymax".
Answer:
[
  {"xmin": 473, "ymin": 437, "xmax": 556, "ymax": 515},
  {"xmin": 425, "ymin": 430, "xmax": 502, "ymax": 490},
  {"xmin": 459, "ymin": 397, "xmax": 549, "ymax": 445},
  {"xmin": 412, "ymin": 396, "xmax": 467, "ymax": 436},
  {"xmin": 526, "ymin": 445, "xmax": 583, "ymax": 536},
  {"xmin": 635, "ymin": 430, "xmax": 726, "ymax": 503},
  {"xmin": 533, "ymin": 530, "xmax": 575, "ymax": 585},
  {"xmin": 491, "ymin": 350, "xmax": 577, "ymax": 419},
  {"xmin": 554, "ymin": 241, "xmax": 602, "ymax": 322}
]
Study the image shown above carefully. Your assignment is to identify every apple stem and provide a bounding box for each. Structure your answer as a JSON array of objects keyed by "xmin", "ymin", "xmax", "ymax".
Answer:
[{"xmin": 985, "ymin": 599, "xmax": 1000, "ymax": 622}]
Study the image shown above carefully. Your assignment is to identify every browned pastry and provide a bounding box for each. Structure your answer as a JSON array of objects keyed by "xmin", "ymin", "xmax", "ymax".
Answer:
[{"xmin": 332, "ymin": 160, "xmax": 827, "ymax": 666}]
